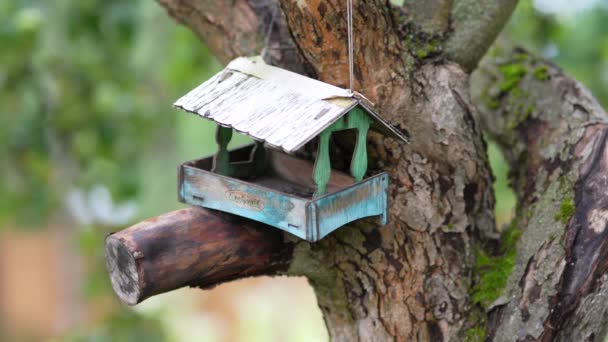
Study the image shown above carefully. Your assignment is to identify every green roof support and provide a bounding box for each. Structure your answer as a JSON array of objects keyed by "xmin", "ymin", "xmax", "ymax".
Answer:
[
  {"xmin": 314, "ymin": 129, "xmax": 333, "ymax": 197},
  {"xmin": 313, "ymin": 106, "xmax": 373, "ymax": 196},
  {"xmin": 348, "ymin": 107, "xmax": 372, "ymax": 182},
  {"xmin": 213, "ymin": 125, "xmax": 233, "ymax": 176}
]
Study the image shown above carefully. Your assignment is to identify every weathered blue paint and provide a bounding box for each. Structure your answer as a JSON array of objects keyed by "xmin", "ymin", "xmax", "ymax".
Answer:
[
  {"xmin": 181, "ymin": 166, "xmax": 310, "ymax": 239},
  {"xmin": 312, "ymin": 173, "xmax": 388, "ymax": 240},
  {"xmin": 179, "ymin": 153, "xmax": 389, "ymax": 241}
]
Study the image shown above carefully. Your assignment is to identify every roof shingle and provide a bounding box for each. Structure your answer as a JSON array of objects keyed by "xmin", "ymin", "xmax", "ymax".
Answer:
[{"xmin": 174, "ymin": 56, "xmax": 407, "ymax": 153}]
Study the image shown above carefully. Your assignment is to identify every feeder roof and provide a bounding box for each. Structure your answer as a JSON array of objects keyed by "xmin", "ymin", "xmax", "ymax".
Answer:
[{"xmin": 174, "ymin": 56, "xmax": 408, "ymax": 153}]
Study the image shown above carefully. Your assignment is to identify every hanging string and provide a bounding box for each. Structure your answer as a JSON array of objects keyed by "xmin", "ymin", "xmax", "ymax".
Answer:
[
  {"xmin": 264, "ymin": 1, "xmax": 355, "ymax": 91},
  {"xmin": 346, "ymin": 0, "xmax": 354, "ymax": 92},
  {"xmin": 261, "ymin": 4, "xmax": 278, "ymax": 62}
]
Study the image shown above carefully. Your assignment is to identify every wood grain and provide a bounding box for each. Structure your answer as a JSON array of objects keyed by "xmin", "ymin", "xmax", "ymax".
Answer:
[{"xmin": 104, "ymin": 207, "xmax": 293, "ymax": 305}]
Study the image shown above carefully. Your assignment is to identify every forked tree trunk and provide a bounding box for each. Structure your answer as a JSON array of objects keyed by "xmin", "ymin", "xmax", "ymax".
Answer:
[
  {"xmin": 104, "ymin": 0, "xmax": 608, "ymax": 340},
  {"xmin": 472, "ymin": 47, "xmax": 608, "ymax": 342}
]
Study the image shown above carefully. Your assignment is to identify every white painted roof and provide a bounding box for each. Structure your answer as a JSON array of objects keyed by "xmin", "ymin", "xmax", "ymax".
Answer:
[{"xmin": 174, "ymin": 56, "xmax": 408, "ymax": 153}]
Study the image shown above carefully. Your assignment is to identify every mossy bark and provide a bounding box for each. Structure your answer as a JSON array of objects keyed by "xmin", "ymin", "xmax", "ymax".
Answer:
[{"xmin": 472, "ymin": 47, "xmax": 608, "ymax": 341}]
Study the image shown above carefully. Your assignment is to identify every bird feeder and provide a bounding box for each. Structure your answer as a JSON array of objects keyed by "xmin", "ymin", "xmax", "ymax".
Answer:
[{"xmin": 174, "ymin": 56, "xmax": 408, "ymax": 241}]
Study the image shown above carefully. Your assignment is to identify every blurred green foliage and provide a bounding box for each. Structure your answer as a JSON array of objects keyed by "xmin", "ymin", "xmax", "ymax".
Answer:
[
  {"xmin": 507, "ymin": 0, "xmax": 608, "ymax": 107},
  {"xmin": 0, "ymin": 0, "xmax": 220, "ymax": 339},
  {"xmin": 0, "ymin": 0, "xmax": 218, "ymax": 227}
]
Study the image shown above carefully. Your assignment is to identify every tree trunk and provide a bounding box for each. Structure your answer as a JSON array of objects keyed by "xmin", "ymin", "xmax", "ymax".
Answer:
[
  {"xmin": 105, "ymin": 0, "xmax": 608, "ymax": 340},
  {"xmin": 472, "ymin": 46, "xmax": 608, "ymax": 342}
]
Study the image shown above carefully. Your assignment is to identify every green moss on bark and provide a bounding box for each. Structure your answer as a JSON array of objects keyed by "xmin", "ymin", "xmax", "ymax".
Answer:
[
  {"xmin": 533, "ymin": 65, "xmax": 550, "ymax": 81},
  {"xmin": 395, "ymin": 20, "xmax": 444, "ymax": 61},
  {"xmin": 498, "ymin": 62, "xmax": 527, "ymax": 93},
  {"xmin": 471, "ymin": 220, "xmax": 521, "ymax": 309},
  {"xmin": 506, "ymin": 97, "xmax": 533, "ymax": 130},
  {"xmin": 487, "ymin": 97, "xmax": 500, "ymax": 110},
  {"xmin": 405, "ymin": 34, "xmax": 443, "ymax": 60},
  {"xmin": 464, "ymin": 323, "xmax": 486, "ymax": 342},
  {"xmin": 463, "ymin": 306, "xmax": 488, "ymax": 341},
  {"xmin": 554, "ymin": 197, "xmax": 575, "ymax": 224},
  {"xmin": 483, "ymin": 54, "xmax": 539, "ymax": 134}
]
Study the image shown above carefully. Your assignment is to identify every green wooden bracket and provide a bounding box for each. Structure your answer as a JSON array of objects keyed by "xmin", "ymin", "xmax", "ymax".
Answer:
[
  {"xmin": 347, "ymin": 107, "xmax": 372, "ymax": 181},
  {"xmin": 314, "ymin": 129, "xmax": 332, "ymax": 197},
  {"xmin": 213, "ymin": 125, "xmax": 233, "ymax": 176},
  {"xmin": 253, "ymin": 140, "xmax": 267, "ymax": 177},
  {"xmin": 313, "ymin": 106, "xmax": 373, "ymax": 196}
]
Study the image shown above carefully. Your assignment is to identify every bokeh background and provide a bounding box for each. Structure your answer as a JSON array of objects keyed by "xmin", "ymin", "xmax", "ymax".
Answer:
[{"xmin": 1, "ymin": 0, "xmax": 606, "ymax": 341}]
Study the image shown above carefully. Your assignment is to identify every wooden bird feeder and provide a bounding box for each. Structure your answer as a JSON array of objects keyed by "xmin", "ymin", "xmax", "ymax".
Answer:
[{"xmin": 174, "ymin": 56, "xmax": 408, "ymax": 241}]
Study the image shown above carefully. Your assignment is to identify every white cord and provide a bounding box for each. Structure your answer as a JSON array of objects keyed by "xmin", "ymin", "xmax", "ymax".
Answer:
[
  {"xmin": 347, "ymin": 0, "xmax": 354, "ymax": 92},
  {"xmin": 261, "ymin": 5, "xmax": 278, "ymax": 61}
]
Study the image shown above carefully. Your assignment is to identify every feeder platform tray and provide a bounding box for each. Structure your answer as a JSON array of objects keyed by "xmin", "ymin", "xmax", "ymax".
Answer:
[{"xmin": 178, "ymin": 144, "xmax": 388, "ymax": 242}]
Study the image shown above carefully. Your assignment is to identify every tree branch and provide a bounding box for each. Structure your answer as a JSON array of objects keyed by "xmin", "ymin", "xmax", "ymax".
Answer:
[
  {"xmin": 396, "ymin": 0, "xmax": 452, "ymax": 35},
  {"xmin": 444, "ymin": 0, "xmax": 519, "ymax": 72},
  {"xmin": 156, "ymin": 0, "xmax": 308, "ymax": 73},
  {"xmin": 472, "ymin": 47, "xmax": 608, "ymax": 340},
  {"xmin": 105, "ymin": 207, "xmax": 294, "ymax": 305},
  {"xmin": 157, "ymin": 0, "xmax": 519, "ymax": 75}
]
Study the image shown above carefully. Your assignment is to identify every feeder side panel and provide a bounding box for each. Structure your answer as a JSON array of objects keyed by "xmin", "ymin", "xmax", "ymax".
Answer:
[
  {"xmin": 313, "ymin": 173, "xmax": 389, "ymax": 240},
  {"xmin": 180, "ymin": 166, "xmax": 309, "ymax": 239}
]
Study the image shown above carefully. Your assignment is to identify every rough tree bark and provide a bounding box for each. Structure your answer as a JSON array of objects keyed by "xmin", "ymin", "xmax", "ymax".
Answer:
[
  {"xmin": 472, "ymin": 46, "xmax": 608, "ymax": 342},
  {"xmin": 105, "ymin": 208, "xmax": 291, "ymax": 305},
  {"xmin": 105, "ymin": 0, "xmax": 608, "ymax": 341}
]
